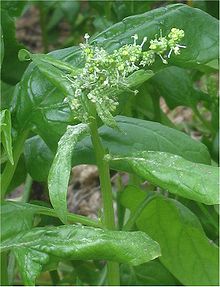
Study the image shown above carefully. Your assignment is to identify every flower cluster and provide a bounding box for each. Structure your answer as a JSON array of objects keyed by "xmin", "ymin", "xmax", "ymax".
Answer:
[
  {"xmin": 149, "ymin": 28, "xmax": 186, "ymax": 64},
  {"xmin": 65, "ymin": 28, "xmax": 185, "ymax": 125}
]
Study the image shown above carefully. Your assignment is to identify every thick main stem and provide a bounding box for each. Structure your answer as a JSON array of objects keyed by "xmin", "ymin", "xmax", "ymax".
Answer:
[{"xmin": 89, "ymin": 116, "xmax": 120, "ymax": 285}]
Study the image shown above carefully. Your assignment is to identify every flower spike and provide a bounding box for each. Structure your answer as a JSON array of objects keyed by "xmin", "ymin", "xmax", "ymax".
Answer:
[{"xmin": 61, "ymin": 28, "xmax": 185, "ymax": 126}]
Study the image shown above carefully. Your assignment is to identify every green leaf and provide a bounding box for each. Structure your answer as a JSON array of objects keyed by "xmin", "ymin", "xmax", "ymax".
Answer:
[
  {"xmin": 94, "ymin": 4, "xmax": 218, "ymax": 70},
  {"xmin": 48, "ymin": 124, "xmax": 89, "ymax": 223},
  {"xmin": 0, "ymin": 25, "xmax": 4, "ymax": 65},
  {"xmin": 0, "ymin": 201, "xmax": 35, "ymax": 241},
  {"xmin": 120, "ymin": 260, "xmax": 180, "ymax": 285},
  {"xmin": 1, "ymin": 0, "xmax": 26, "ymax": 17},
  {"xmin": 0, "ymin": 81, "xmax": 15, "ymax": 110},
  {"xmin": 1, "ymin": 200, "xmax": 101, "ymax": 233},
  {"xmin": 6, "ymin": 155, "xmax": 27, "ymax": 193},
  {"xmin": 15, "ymin": 46, "xmax": 81, "ymax": 140},
  {"xmin": 73, "ymin": 116, "xmax": 211, "ymax": 166},
  {"xmin": 131, "ymin": 196, "xmax": 219, "ymax": 286},
  {"xmin": 24, "ymin": 135, "xmax": 54, "ymax": 182},
  {"xmin": 0, "ymin": 109, "xmax": 14, "ymax": 164},
  {"xmin": 23, "ymin": 114, "xmax": 211, "ymax": 184},
  {"xmin": 151, "ymin": 66, "xmax": 211, "ymax": 109},
  {"xmin": 110, "ymin": 151, "xmax": 219, "ymax": 205},
  {"xmin": 23, "ymin": 116, "xmax": 211, "ymax": 182},
  {"xmin": 1, "ymin": 225, "xmax": 161, "ymax": 285},
  {"xmin": 15, "ymin": 4, "xmax": 218, "ymax": 136},
  {"xmin": 1, "ymin": 10, "xmax": 28, "ymax": 84},
  {"xmin": 120, "ymin": 185, "xmax": 146, "ymax": 215}
]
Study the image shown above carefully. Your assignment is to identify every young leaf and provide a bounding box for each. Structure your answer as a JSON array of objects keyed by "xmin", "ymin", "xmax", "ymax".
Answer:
[
  {"xmin": 1, "ymin": 225, "xmax": 161, "ymax": 285},
  {"xmin": 129, "ymin": 196, "xmax": 219, "ymax": 286},
  {"xmin": 110, "ymin": 151, "xmax": 219, "ymax": 205},
  {"xmin": 0, "ymin": 109, "xmax": 14, "ymax": 165},
  {"xmin": 48, "ymin": 124, "xmax": 89, "ymax": 223}
]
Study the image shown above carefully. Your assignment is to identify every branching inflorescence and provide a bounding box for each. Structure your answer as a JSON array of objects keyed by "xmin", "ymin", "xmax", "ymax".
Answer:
[{"xmin": 65, "ymin": 28, "xmax": 185, "ymax": 126}]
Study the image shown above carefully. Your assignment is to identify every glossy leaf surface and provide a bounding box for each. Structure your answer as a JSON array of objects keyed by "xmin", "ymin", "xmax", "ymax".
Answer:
[
  {"xmin": 0, "ymin": 109, "xmax": 14, "ymax": 164},
  {"xmin": 1, "ymin": 201, "xmax": 35, "ymax": 241},
  {"xmin": 24, "ymin": 135, "xmax": 54, "ymax": 182},
  {"xmin": 24, "ymin": 115, "xmax": 211, "ymax": 182},
  {"xmin": 111, "ymin": 151, "xmax": 219, "ymax": 205},
  {"xmin": 151, "ymin": 66, "xmax": 210, "ymax": 109},
  {"xmin": 1, "ymin": 9, "xmax": 28, "ymax": 84},
  {"xmin": 48, "ymin": 124, "xmax": 88, "ymax": 223},
  {"xmin": 123, "ymin": 196, "xmax": 219, "ymax": 286},
  {"xmin": 120, "ymin": 260, "xmax": 180, "ymax": 285},
  {"xmin": 93, "ymin": 4, "xmax": 218, "ymax": 70},
  {"xmin": 24, "ymin": 116, "xmax": 211, "ymax": 182},
  {"xmin": 1, "ymin": 225, "xmax": 161, "ymax": 285},
  {"xmin": 15, "ymin": 4, "xmax": 218, "ymax": 136},
  {"xmin": 73, "ymin": 116, "xmax": 211, "ymax": 166}
]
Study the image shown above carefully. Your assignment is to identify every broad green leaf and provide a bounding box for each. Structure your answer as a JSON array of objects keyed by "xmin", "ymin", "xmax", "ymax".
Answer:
[
  {"xmin": 0, "ymin": 81, "xmax": 15, "ymax": 110},
  {"xmin": 23, "ymin": 116, "xmax": 211, "ymax": 182},
  {"xmin": 1, "ymin": 225, "xmax": 161, "ymax": 285},
  {"xmin": 110, "ymin": 151, "xmax": 219, "ymax": 205},
  {"xmin": 129, "ymin": 196, "xmax": 219, "ymax": 286},
  {"xmin": 1, "ymin": 200, "xmax": 101, "ymax": 238},
  {"xmin": 1, "ymin": 10, "xmax": 28, "ymax": 84},
  {"xmin": 24, "ymin": 135, "xmax": 54, "ymax": 182},
  {"xmin": 6, "ymin": 155, "xmax": 27, "ymax": 193},
  {"xmin": 48, "ymin": 124, "xmax": 89, "ymax": 223},
  {"xmin": 151, "ymin": 66, "xmax": 211, "ymax": 109},
  {"xmin": 120, "ymin": 185, "xmax": 146, "ymax": 216},
  {"xmin": 1, "ymin": 0, "xmax": 26, "ymax": 17},
  {"xmin": 0, "ymin": 109, "xmax": 13, "ymax": 164},
  {"xmin": 0, "ymin": 201, "xmax": 35, "ymax": 241},
  {"xmin": 15, "ymin": 46, "xmax": 81, "ymax": 139},
  {"xmin": 93, "ymin": 4, "xmax": 218, "ymax": 70},
  {"xmin": 15, "ymin": 4, "xmax": 218, "ymax": 136},
  {"xmin": 73, "ymin": 116, "xmax": 211, "ymax": 166},
  {"xmin": 120, "ymin": 260, "xmax": 180, "ymax": 285}
]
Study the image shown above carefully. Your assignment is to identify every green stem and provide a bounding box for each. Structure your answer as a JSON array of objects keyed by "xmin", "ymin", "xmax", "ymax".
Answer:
[
  {"xmin": 39, "ymin": 4, "xmax": 48, "ymax": 53},
  {"xmin": 21, "ymin": 174, "xmax": 33, "ymax": 203},
  {"xmin": 88, "ymin": 116, "xmax": 120, "ymax": 285},
  {"xmin": 1, "ymin": 129, "xmax": 29, "ymax": 200},
  {"xmin": 35, "ymin": 205, "xmax": 102, "ymax": 228}
]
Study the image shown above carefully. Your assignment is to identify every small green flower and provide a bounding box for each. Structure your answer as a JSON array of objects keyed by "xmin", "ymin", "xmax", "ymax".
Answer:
[
  {"xmin": 64, "ymin": 28, "xmax": 185, "ymax": 126},
  {"xmin": 167, "ymin": 28, "xmax": 186, "ymax": 58}
]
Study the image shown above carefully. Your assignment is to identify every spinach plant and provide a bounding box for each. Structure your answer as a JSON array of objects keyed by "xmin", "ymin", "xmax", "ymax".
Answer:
[{"xmin": 1, "ymin": 2, "xmax": 219, "ymax": 286}]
